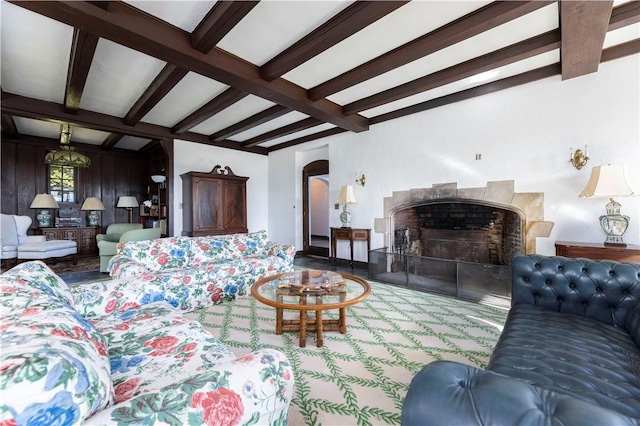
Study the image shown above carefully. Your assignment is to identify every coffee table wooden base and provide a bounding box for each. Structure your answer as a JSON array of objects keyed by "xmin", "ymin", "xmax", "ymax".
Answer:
[{"xmin": 276, "ymin": 307, "xmax": 347, "ymax": 347}]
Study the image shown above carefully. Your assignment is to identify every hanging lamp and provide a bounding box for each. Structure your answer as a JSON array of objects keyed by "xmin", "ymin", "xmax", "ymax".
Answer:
[{"xmin": 44, "ymin": 124, "xmax": 91, "ymax": 168}]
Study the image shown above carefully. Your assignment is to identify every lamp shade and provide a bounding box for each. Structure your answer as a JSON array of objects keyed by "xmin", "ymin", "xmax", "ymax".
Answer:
[
  {"xmin": 337, "ymin": 186, "xmax": 357, "ymax": 204},
  {"xmin": 579, "ymin": 165, "xmax": 636, "ymax": 198},
  {"xmin": 30, "ymin": 194, "xmax": 59, "ymax": 209},
  {"xmin": 151, "ymin": 174, "xmax": 166, "ymax": 184},
  {"xmin": 117, "ymin": 196, "xmax": 139, "ymax": 208},
  {"xmin": 81, "ymin": 197, "xmax": 105, "ymax": 211}
]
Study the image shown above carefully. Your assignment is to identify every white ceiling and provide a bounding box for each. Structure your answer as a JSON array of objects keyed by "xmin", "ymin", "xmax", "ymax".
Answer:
[{"xmin": 1, "ymin": 0, "xmax": 638, "ymax": 151}]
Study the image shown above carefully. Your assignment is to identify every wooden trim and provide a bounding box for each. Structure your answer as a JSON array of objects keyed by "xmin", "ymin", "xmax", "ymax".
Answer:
[
  {"xmin": 560, "ymin": 1, "xmax": 613, "ymax": 80},
  {"xmin": 343, "ymin": 29, "xmax": 560, "ymax": 115},
  {"xmin": 241, "ymin": 117, "xmax": 322, "ymax": 147},
  {"xmin": 308, "ymin": 1, "xmax": 553, "ymax": 101},
  {"xmin": 124, "ymin": 64, "xmax": 188, "ymax": 126},
  {"xmin": 210, "ymin": 105, "xmax": 291, "ymax": 141},
  {"xmin": 260, "ymin": 1, "xmax": 408, "ymax": 81},
  {"xmin": 600, "ymin": 39, "xmax": 640, "ymax": 62},
  {"xmin": 101, "ymin": 133, "xmax": 124, "ymax": 150},
  {"xmin": 1, "ymin": 113, "xmax": 19, "ymax": 137},
  {"xmin": 191, "ymin": 1, "xmax": 259, "ymax": 53},
  {"xmin": 9, "ymin": 1, "xmax": 369, "ymax": 133},
  {"xmin": 172, "ymin": 88, "xmax": 248, "ymax": 134}
]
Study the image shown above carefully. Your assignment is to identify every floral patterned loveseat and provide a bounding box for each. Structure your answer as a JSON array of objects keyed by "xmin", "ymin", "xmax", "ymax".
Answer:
[
  {"xmin": 1, "ymin": 261, "xmax": 294, "ymax": 425},
  {"xmin": 107, "ymin": 230, "xmax": 295, "ymax": 312}
]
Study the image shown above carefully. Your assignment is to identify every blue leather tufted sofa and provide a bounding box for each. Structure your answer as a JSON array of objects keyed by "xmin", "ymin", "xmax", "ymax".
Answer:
[{"xmin": 402, "ymin": 254, "xmax": 640, "ymax": 425}]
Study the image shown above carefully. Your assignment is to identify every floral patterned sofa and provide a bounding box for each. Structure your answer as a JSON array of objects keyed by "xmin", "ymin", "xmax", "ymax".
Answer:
[
  {"xmin": 107, "ymin": 231, "xmax": 295, "ymax": 312},
  {"xmin": 1, "ymin": 261, "xmax": 294, "ymax": 425}
]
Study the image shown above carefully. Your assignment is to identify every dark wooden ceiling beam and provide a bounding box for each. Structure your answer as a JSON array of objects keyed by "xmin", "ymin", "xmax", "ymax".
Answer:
[
  {"xmin": 260, "ymin": 1, "xmax": 408, "ymax": 81},
  {"xmin": 344, "ymin": 29, "xmax": 560, "ymax": 115},
  {"xmin": 191, "ymin": 1, "xmax": 260, "ymax": 53},
  {"xmin": 172, "ymin": 88, "xmax": 248, "ymax": 134},
  {"xmin": 560, "ymin": 1, "xmax": 613, "ymax": 80},
  {"xmin": 64, "ymin": 28, "xmax": 100, "ymax": 113},
  {"xmin": 124, "ymin": 64, "xmax": 189, "ymax": 126},
  {"xmin": 241, "ymin": 117, "xmax": 322, "ymax": 147},
  {"xmin": 600, "ymin": 38, "xmax": 640, "ymax": 62},
  {"xmin": 210, "ymin": 104, "xmax": 290, "ymax": 141},
  {"xmin": 370, "ymin": 64, "xmax": 561, "ymax": 125},
  {"xmin": 10, "ymin": 1, "xmax": 368, "ymax": 133},
  {"xmin": 609, "ymin": 1, "xmax": 640, "ymax": 31},
  {"xmin": 308, "ymin": 1, "xmax": 553, "ymax": 101},
  {"xmin": 268, "ymin": 127, "xmax": 347, "ymax": 152},
  {"xmin": 101, "ymin": 133, "xmax": 124, "ymax": 150},
  {"xmin": 1, "ymin": 91, "xmax": 268, "ymax": 155},
  {"xmin": 1, "ymin": 113, "xmax": 19, "ymax": 137}
]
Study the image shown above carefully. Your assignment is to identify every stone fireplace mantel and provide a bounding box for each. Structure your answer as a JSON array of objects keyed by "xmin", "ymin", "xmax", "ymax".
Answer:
[{"xmin": 373, "ymin": 180, "xmax": 554, "ymax": 254}]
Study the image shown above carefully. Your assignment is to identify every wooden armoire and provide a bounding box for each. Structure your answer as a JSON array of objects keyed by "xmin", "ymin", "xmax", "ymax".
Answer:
[{"xmin": 181, "ymin": 165, "xmax": 249, "ymax": 236}]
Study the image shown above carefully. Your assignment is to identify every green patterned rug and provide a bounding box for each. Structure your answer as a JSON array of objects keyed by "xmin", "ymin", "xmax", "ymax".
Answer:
[{"xmin": 185, "ymin": 280, "xmax": 507, "ymax": 426}]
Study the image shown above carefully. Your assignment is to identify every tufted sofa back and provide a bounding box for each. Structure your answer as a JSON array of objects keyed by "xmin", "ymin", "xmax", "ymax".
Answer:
[{"xmin": 512, "ymin": 254, "xmax": 640, "ymax": 328}]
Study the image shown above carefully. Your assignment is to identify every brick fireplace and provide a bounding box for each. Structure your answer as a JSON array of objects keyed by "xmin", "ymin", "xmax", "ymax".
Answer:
[{"xmin": 370, "ymin": 180, "xmax": 554, "ymax": 306}]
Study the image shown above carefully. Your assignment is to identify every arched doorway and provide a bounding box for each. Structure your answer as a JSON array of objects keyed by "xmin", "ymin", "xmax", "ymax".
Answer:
[{"xmin": 303, "ymin": 160, "xmax": 329, "ymax": 257}]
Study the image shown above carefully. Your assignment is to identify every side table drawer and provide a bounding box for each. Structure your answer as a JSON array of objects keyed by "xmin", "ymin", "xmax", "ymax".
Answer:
[
  {"xmin": 352, "ymin": 230, "xmax": 369, "ymax": 240},
  {"xmin": 334, "ymin": 229, "xmax": 351, "ymax": 239}
]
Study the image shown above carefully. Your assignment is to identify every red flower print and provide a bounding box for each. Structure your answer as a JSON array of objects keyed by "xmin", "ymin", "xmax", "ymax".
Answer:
[
  {"xmin": 237, "ymin": 244, "xmax": 246, "ymax": 252},
  {"xmin": 283, "ymin": 369, "xmax": 291, "ymax": 381},
  {"xmin": 157, "ymin": 253, "xmax": 169, "ymax": 265},
  {"xmin": 207, "ymin": 284, "xmax": 214, "ymax": 291},
  {"xmin": 229, "ymin": 268, "xmax": 236, "ymax": 275},
  {"xmin": 115, "ymin": 377, "xmax": 143, "ymax": 403},
  {"xmin": 150, "ymin": 249, "xmax": 159, "ymax": 255},
  {"xmin": 182, "ymin": 342, "xmax": 197, "ymax": 352},
  {"xmin": 144, "ymin": 335, "xmax": 179, "ymax": 356},
  {"xmin": 211, "ymin": 292, "xmax": 221, "ymax": 303},
  {"xmin": 184, "ymin": 276, "xmax": 192, "ymax": 284},
  {"xmin": 22, "ymin": 307, "xmax": 40, "ymax": 316},
  {"xmin": 51, "ymin": 329, "xmax": 73, "ymax": 339},
  {"xmin": 120, "ymin": 302, "xmax": 140, "ymax": 311},
  {"xmin": 235, "ymin": 354, "xmax": 256, "ymax": 364},
  {"xmin": 191, "ymin": 388, "xmax": 244, "ymax": 426},
  {"xmin": 0, "ymin": 418, "xmax": 18, "ymax": 426},
  {"xmin": 105, "ymin": 300, "xmax": 119, "ymax": 314},
  {"xmin": 115, "ymin": 323, "xmax": 129, "ymax": 331}
]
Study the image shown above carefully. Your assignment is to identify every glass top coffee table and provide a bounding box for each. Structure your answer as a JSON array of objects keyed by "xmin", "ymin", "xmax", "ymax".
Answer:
[{"xmin": 251, "ymin": 269, "xmax": 371, "ymax": 347}]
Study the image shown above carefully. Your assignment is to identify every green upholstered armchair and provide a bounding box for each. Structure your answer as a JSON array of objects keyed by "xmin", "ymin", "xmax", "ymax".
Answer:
[{"xmin": 96, "ymin": 223, "xmax": 161, "ymax": 272}]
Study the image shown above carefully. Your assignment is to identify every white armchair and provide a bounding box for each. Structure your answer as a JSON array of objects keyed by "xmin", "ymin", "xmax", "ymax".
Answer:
[
  {"xmin": 1, "ymin": 214, "xmax": 45, "ymax": 269},
  {"xmin": 1, "ymin": 213, "xmax": 77, "ymax": 270}
]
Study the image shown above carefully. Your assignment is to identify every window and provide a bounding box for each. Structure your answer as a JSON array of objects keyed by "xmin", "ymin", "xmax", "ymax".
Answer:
[{"xmin": 48, "ymin": 165, "xmax": 77, "ymax": 203}]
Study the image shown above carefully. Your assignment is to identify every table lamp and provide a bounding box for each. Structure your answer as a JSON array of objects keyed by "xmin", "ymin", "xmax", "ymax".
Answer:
[
  {"xmin": 579, "ymin": 165, "xmax": 636, "ymax": 246},
  {"xmin": 81, "ymin": 197, "xmax": 105, "ymax": 226},
  {"xmin": 337, "ymin": 185, "xmax": 357, "ymax": 227},
  {"xmin": 117, "ymin": 196, "xmax": 139, "ymax": 223},
  {"xmin": 30, "ymin": 194, "xmax": 59, "ymax": 227}
]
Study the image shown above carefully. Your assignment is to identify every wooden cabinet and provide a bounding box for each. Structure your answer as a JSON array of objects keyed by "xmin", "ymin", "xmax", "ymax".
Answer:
[
  {"xmin": 34, "ymin": 226, "xmax": 99, "ymax": 256},
  {"xmin": 181, "ymin": 165, "xmax": 249, "ymax": 237},
  {"xmin": 555, "ymin": 241, "xmax": 640, "ymax": 263}
]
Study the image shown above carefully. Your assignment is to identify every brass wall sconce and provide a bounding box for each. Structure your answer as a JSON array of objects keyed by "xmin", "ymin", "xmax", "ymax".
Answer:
[
  {"xmin": 355, "ymin": 172, "xmax": 366, "ymax": 187},
  {"xmin": 570, "ymin": 145, "xmax": 589, "ymax": 170}
]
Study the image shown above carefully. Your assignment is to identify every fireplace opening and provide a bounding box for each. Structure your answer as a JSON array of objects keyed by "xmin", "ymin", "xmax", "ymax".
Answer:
[{"xmin": 393, "ymin": 202, "xmax": 523, "ymax": 266}]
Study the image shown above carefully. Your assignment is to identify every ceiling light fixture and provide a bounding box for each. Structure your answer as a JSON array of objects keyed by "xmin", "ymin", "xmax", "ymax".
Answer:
[{"xmin": 44, "ymin": 124, "xmax": 91, "ymax": 168}]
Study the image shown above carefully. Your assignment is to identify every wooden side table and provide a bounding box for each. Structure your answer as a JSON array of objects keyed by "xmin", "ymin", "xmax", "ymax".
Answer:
[
  {"xmin": 555, "ymin": 241, "xmax": 640, "ymax": 263},
  {"xmin": 331, "ymin": 227, "xmax": 371, "ymax": 268},
  {"xmin": 34, "ymin": 226, "xmax": 100, "ymax": 257}
]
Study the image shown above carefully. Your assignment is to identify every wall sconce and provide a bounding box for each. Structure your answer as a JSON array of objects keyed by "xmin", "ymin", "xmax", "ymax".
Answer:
[
  {"xmin": 355, "ymin": 172, "xmax": 366, "ymax": 187},
  {"xmin": 570, "ymin": 145, "xmax": 589, "ymax": 170}
]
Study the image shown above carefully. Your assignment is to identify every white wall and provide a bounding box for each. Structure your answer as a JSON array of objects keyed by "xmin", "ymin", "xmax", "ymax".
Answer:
[
  {"xmin": 172, "ymin": 140, "xmax": 269, "ymax": 236},
  {"xmin": 268, "ymin": 55, "xmax": 640, "ymax": 261}
]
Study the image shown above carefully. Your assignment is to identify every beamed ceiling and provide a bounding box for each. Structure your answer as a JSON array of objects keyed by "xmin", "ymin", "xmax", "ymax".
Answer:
[{"xmin": 1, "ymin": 1, "xmax": 639, "ymax": 155}]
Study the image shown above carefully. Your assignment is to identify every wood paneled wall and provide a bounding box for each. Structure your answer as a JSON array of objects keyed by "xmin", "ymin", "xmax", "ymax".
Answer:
[{"xmin": 1, "ymin": 135, "xmax": 149, "ymax": 233}]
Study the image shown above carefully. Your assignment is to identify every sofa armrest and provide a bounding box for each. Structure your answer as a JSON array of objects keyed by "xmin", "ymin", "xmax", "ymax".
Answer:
[
  {"xmin": 79, "ymin": 349, "xmax": 294, "ymax": 425},
  {"xmin": 511, "ymin": 254, "xmax": 640, "ymax": 327},
  {"xmin": 97, "ymin": 239, "xmax": 118, "ymax": 257},
  {"xmin": 265, "ymin": 242, "xmax": 296, "ymax": 265},
  {"xmin": 96, "ymin": 233, "xmax": 121, "ymax": 243},
  {"xmin": 402, "ymin": 361, "xmax": 635, "ymax": 426},
  {"xmin": 107, "ymin": 254, "xmax": 149, "ymax": 278}
]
